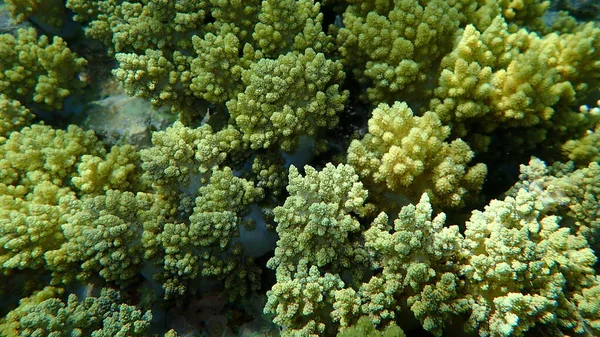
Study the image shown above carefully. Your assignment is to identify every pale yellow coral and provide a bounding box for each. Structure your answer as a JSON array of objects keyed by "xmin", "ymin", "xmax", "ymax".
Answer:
[
  {"xmin": 561, "ymin": 102, "xmax": 600, "ymax": 165},
  {"xmin": 429, "ymin": 15, "xmax": 600, "ymax": 153},
  {"xmin": 432, "ymin": 17, "xmax": 573, "ymax": 129},
  {"xmin": 0, "ymin": 28, "xmax": 87, "ymax": 110},
  {"xmin": 72, "ymin": 145, "xmax": 142, "ymax": 194},
  {"xmin": 0, "ymin": 94, "xmax": 33, "ymax": 138},
  {"xmin": 461, "ymin": 186, "xmax": 600, "ymax": 336},
  {"xmin": 347, "ymin": 101, "xmax": 486, "ymax": 208}
]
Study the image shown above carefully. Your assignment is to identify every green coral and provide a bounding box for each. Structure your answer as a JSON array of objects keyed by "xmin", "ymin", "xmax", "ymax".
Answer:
[
  {"xmin": 142, "ymin": 167, "xmax": 263, "ymax": 299},
  {"xmin": 0, "ymin": 286, "xmax": 167, "ymax": 337},
  {"xmin": 506, "ymin": 157, "xmax": 600, "ymax": 244},
  {"xmin": 268, "ymin": 164, "xmax": 369, "ymax": 273},
  {"xmin": 265, "ymin": 163, "xmax": 371, "ymax": 336},
  {"xmin": 252, "ymin": 0, "xmax": 332, "ymax": 57},
  {"xmin": 72, "ymin": 0, "xmax": 335, "ymax": 122},
  {"xmin": 336, "ymin": 316, "xmax": 405, "ymax": 337},
  {"xmin": 265, "ymin": 261, "xmax": 346, "ymax": 337},
  {"xmin": 139, "ymin": 121, "xmax": 242, "ymax": 208},
  {"xmin": 0, "ymin": 94, "xmax": 33, "ymax": 138},
  {"xmin": 45, "ymin": 191, "xmax": 152, "ymax": 286},
  {"xmin": 0, "ymin": 28, "xmax": 87, "ymax": 110},
  {"xmin": 0, "ymin": 125, "xmax": 103, "ymax": 277},
  {"xmin": 4, "ymin": 0, "xmax": 67, "ymax": 31},
  {"xmin": 430, "ymin": 16, "xmax": 600, "ymax": 149},
  {"xmin": 359, "ymin": 195, "xmax": 467, "ymax": 334},
  {"xmin": 2, "ymin": 1, "xmax": 600, "ymax": 336},
  {"xmin": 336, "ymin": 0, "xmax": 462, "ymax": 103},
  {"xmin": 267, "ymin": 159, "xmax": 600, "ymax": 336},
  {"xmin": 460, "ymin": 184, "xmax": 600, "ymax": 337},
  {"xmin": 0, "ymin": 124, "xmax": 145, "ymax": 289},
  {"xmin": 189, "ymin": 25, "xmax": 257, "ymax": 103},
  {"xmin": 561, "ymin": 103, "xmax": 600, "ymax": 164},
  {"xmin": 326, "ymin": 194, "xmax": 468, "ymax": 335},
  {"xmin": 0, "ymin": 181, "xmax": 69, "ymax": 276},
  {"xmin": 347, "ymin": 101, "xmax": 487, "ymax": 208},
  {"xmin": 72, "ymin": 145, "xmax": 143, "ymax": 195},
  {"xmin": 227, "ymin": 48, "xmax": 348, "ymax": 151}
]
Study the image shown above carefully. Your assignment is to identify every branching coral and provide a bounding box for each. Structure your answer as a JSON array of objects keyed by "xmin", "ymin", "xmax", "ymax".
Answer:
[
  {"xmin": 227, "ymin": 48, "xmax": 348, "ymax": 151},
  {"xmin": 429, "ymin": 15, "xmax": 600, "ymax": 155},
  {"xmin": 0, "ymin": 94, "xmax": 33, "ymax": 138},
  {"xmin": 2, "ymin": 0, "xmax": 600, "ymax": 336},
  {"xmin": 459, "ymin": 185, "xmax": 599, "ymax": 337},
  {"xmin": 347, "ymin": 101, "xmax": 487, "ymax": 208},
  {"xmin": 0, "ymin": 286, "xmax": 173, "ymax": 337},
  {"xmin": 0, "ymin": 28, "xmax": 86, "ymax": 110}
]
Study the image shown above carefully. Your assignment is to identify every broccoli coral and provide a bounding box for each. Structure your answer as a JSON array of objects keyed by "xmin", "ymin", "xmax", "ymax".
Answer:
[
  {"xmin": 3, "ymin": 0, "xmax": 600, "ymax": 336},
  {"xmin": 459, "ymin": 185, "xmax": 600, "ymax": 337},
  {"xmin": 141, "ymin": 166, "xmax": 263, "ymax": 299},
  {"xmin": 336, "ymin": 316, "xmax": 405, "ymax": 337},
  {"xmin": 0, "ymin": 94, "xmax": 33, "ymax": 138},
  {"xmin": 359, "ymin": 195, "xmax": 467, "ymax": 334},
  {"xmin": 347, "ymin": 101, "xmax": 487, "ymax": 208},
  {"xmin": 267, "ymin": 159, "xmax": 600, "ymax": 337},
  {"xmin": 0, "ymin": 286, "xmax": 171, "ymax": 337},
  {"xmin": 45, "ymin": 191, "xmax": 152, "ymax": 286},
  {"xmin": 227, "ymin": 48, "xmax": 348, "ymax": 151},
  {"xmin": 268, "ymin": 164, "xmax": 369, "ymax": 273},
  {"xmin": 265, "ymin": 163, "xmax": 370, "ymax": 336},
  {"xmin": 0, "ymin": 125, "xmax": 104, "ymax": 277},
  {"xmin": 74, "ymin": 0, "xmax": 336, "ymax": 122},
  {"xmin": 336, "ymin": 0, "xmax": 462, "ymax": 103},
  {"xmin": 4, "ymin": 0, "xmax": 67, "ymax": 32},
  {"xmin": 430, "ymin": 15, "xmax": 600, "ymax": 148},
  {"xmin": 0, "ymin": 28, "xmax": 87, "ymax": 110},
  {"xmin": 0, "ymin": 124, "xmax": 146, "ymax": 292},
  {"xmin": 561, "ymin": 103, "xmax": 600, "ymax": 164},
  {"xmin": 506, "ymin": 157, "xmax": 600, "ymax": 244}
]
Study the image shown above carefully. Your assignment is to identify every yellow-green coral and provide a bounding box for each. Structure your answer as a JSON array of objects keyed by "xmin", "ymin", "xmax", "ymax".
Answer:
[
  {"xmin": 2, "ymin": 1, "xmax": 600, "ymax": 336},
  {"xmin": 227, "ymin": 48, "xmax": 348, "ymax": 151},
  {"xmin": 336, "ymin": 316, "xmax": 405, "ymax": 337},
  {"xmin": 561, "ymin": 103, "xmax": 600, "ymax": 164},
  {"xmin": 4, "ymin": 0, "xmax": 67, "ymax": 31},
  {"xmin": 329, "ymin": 194, "xmax": 467, "ymax": 335},
  {"xmin": 430, "ymin": 16, "xmax": 600, "ymax": 151},
  {"xmin": 336, "ymin": 0, "xmax": 462, "ymax": 103},
  {"xmin": 189, "ymin": 25, "xmax": 256, "ymax": 103},
  {"xmin": 460, "ymin": 185, "xmax": 599, "ymax": 337},
  {"xmin": 268, "ymin": 164, "xmax": 369, "ymax": 273},
  {"xmin": 268, "ymin": 158, "xmax": 600, "ymax": 336},
  {"xmin": 0, "ymin": 94, "xmax": 33, "ymax": 138},
  {"xmin": 507, "ymin": 157, "xmax": 600, "ymax": 243},
  {"xmin": 0, "ymin": 124, "xmax": 148, "ymax": 288},
  {"xmin": 0, "ymin": 181, "xmax": 69, "ymax": 275},
  {"xmin": 72, "ymin": 145, "xmax": 143, "ymax": 194},
  {"xmin": 0, "ymin": 28, "xmax": 87, "ymax": 110},
  {"xmin": 141, "ymin": 167, "xmax": 263, "ymax": 299},
  {"xmin": 265, "ymin": 163, "xmax": 372, "ymax": 336},
  {"xmin": 252, "ymin": 0, "xmax": 332, "ymax": 57},
  {"xmin": 0, "ymin": 124, "xmax": 104, "ymax": 196},
  {"xmin": 0, "ymin": 286, "xmax": 157, "ymax": 337},
  {"xmin": 265, "ymin": 261, "xmax": 346, "ymax": 337},
  {"xmin": 347, "ymin": 101, "xmax": 487, "ymax": 208},
  {"xmin": 45, "ymin": 191, "xmax": 152, "ymax": 286},
  {"xmin": 139, "ymin": 121, "xmax": 242, "ymax": 201}
]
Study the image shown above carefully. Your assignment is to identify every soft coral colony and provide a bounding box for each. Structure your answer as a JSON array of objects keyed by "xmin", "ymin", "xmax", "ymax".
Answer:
[{"xmin": 0, "ymin": 0, "xmax": 600, "ymax": 336}]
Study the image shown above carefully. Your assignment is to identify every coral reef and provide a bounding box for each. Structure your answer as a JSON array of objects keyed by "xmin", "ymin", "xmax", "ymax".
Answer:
[{"xmin": 1, "ymin": 0, "xmax": 599, "ymax": 336}]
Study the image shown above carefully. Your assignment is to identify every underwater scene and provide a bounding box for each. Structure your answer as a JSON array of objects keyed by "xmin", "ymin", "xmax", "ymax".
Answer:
[{"xmin": 1, "ymin": 0, "xmax": 600, "ymax": 336}]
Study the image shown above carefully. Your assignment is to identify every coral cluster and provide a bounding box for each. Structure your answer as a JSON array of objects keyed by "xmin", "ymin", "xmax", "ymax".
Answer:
[{"xmin": 1, "ymin": 0, "xmax": 600, "ymax": 336}]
